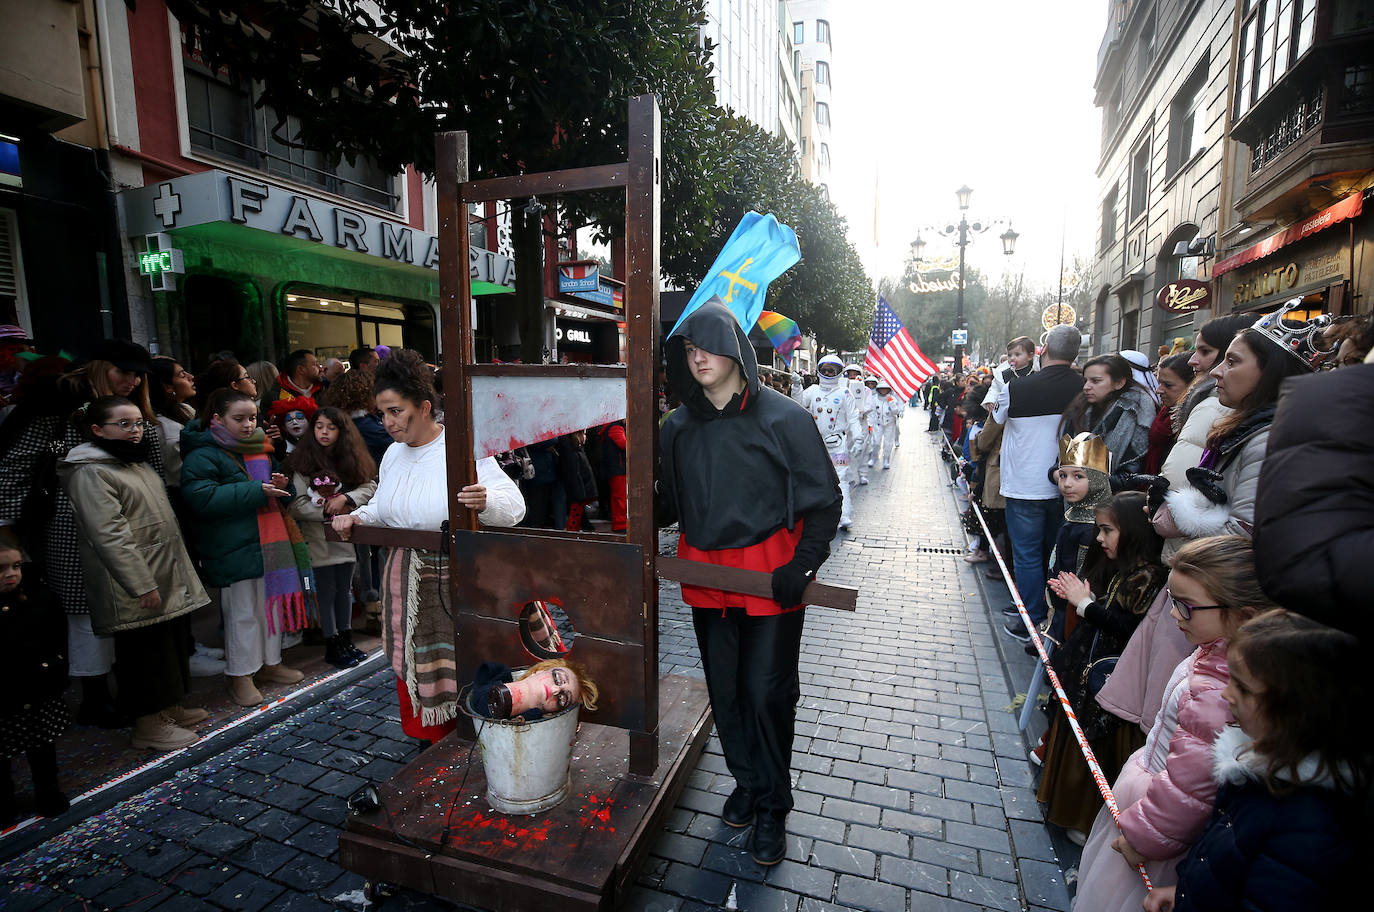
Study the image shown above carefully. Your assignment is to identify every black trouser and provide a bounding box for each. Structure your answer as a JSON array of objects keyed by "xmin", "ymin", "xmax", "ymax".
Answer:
[
  {"xmin": 692, "ymin": 606, "xmax": 806, "ymax": 817},
  {"xmin": 927, "ymin": 405, "xmax": 940, "ymax": 431},
  {"xmin": 113, "ymin": 615, "xmax": 191, "ymax": 718}
]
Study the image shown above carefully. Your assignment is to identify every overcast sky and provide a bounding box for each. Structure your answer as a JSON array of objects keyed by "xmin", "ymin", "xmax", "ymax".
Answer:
[{"xmin": 825, "ymin": 1, "xmax": 1109, "ymax": 294}]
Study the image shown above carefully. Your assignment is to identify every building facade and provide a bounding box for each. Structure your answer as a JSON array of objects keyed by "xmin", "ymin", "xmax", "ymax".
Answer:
[
  {"xmin": 790, "ymin": 0, "xmax": 835, "ymax": 196},
  {"xmin": 700, "ymin": 2, "xmax": 805, "ymax": 155},
  {"xmin": 1213, "ymin": 0, "xmax": 1373, "ymax": 321},
  {"xmin": 1090, "ymin": 0, "xmax": 1238, "ymax": 356}
]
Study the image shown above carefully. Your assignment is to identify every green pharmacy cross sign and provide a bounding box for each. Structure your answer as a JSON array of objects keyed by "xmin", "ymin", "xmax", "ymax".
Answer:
[{"xmin": 139, "ymin": 232, "xmax": 185, "ymax": 292}]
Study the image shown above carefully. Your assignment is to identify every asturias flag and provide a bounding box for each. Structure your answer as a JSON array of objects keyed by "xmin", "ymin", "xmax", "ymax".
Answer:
[
  {"xmin": 756, "ymin": 311, "xmax": 803, "ymax": 366},
  {"xmin": 670, "ymin": 211, "xmax": 801, "ymax": 335}
]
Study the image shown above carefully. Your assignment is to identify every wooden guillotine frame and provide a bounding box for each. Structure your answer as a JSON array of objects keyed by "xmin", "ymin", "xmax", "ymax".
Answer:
[{"xmin": 338, "ymin": 95, "xmax": 856, "ymax": 910}]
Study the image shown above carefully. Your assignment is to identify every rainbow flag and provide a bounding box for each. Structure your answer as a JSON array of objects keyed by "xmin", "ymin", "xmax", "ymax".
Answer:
[{"xmin": 757, "ymin": 311, "xmax": 802, "ymax": 366}]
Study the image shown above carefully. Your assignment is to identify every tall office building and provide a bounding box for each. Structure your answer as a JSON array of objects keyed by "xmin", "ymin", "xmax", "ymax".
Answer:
[
  {"xmin": 700, "ymin": 2, "xmax": 805, "ymax": 160},
  {"xmin": 789, "ymin": 0, "xmax": 835, "ymax": 196}
]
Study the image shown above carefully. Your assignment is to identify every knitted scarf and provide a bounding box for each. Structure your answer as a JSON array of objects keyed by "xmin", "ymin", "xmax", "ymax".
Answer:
[{"xmin": 210, "ymin": 421, "xmax": 317, "ymax": 633}]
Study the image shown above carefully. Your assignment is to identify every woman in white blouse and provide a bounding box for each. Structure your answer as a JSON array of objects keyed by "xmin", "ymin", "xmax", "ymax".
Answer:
[{"xmin": 333, "ymin": 350, "xmax": 524, "ymax": 741}]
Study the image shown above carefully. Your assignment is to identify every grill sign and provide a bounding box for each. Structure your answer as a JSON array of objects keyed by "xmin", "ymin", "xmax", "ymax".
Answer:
[{"xmin": 1157, "ymin": 279, "xmax": 1211, "ymax": 313}]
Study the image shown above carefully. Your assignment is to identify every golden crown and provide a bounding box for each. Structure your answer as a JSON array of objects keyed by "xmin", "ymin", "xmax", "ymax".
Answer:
[{"xmin": 1059, "ymin": 433, "xmax": 1111, "ymax": 474}]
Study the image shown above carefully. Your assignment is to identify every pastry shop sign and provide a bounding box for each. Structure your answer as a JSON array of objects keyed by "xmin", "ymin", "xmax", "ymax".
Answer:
[{"xmin": 1156, "ymin": 279, "xmax": 1211, "ymax": 313}]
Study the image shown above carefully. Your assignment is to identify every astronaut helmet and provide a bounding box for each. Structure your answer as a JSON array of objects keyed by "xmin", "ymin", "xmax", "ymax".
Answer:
[
  {"xmin": 875, "ymin": 378, "xmax": 893, "ymax": 394},
  {"xmin": 817, "ymin": 354, "xmax": 844, "ymax": 378},
  {"xmin": 842, "ymin": 363, "xmax": 863, "ymax": 379}
]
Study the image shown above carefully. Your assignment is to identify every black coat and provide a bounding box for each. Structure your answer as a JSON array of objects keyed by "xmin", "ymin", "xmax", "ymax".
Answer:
[
  {"xmin": 557, "ymin": 435, "xmax": 598, "ymax": 503},
  {"xmin": 0, "ymin": 575, "xmax": 68, "ymax": 708},
  {"xmin": 661, "ymin": 299, "xmax": 841, "ymax": 557},
  {"xmin": 1173, "ymin": 749, "xmax": 1360, "ymax": 912},
  {"xmin": 1253, "ymin": 364, "xmax": 1374, "ymax": 644}
]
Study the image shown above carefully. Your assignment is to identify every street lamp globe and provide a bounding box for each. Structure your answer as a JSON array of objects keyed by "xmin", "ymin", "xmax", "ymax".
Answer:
[
  {"xmin": 911, "ymin": 233, "xmax": 926, "ymax": 262},
  {"xmin": 955, "ymin": 185, "xmax": 973, "ymax": 210},
  {"xmin": 1000, "ymin": 226, "xmax": 1019, "ymax": 257}
]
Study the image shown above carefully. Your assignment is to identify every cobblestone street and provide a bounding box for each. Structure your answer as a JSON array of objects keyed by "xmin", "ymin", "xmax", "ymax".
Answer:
[{"xmin": 0, "ymin": 412, "xmax": 1071, "ymax": 911}]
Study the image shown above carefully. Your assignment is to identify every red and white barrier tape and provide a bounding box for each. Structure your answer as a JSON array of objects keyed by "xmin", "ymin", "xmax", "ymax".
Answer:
[{"xmin": 940, "ymin": 433, "xmax": 1152, "ymax": 891}]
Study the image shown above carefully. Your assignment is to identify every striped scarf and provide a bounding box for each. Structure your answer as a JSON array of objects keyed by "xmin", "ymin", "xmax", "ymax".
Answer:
[
  {"xmin": 211, "ymin": 422, "xmax": 317, "ymax": 633},
  {"xmin": 382, "ymin": 547, "xmax": 458, "ymax": 727}
]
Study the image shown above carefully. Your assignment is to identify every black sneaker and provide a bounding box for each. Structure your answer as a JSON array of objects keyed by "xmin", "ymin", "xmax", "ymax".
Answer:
[
  {"xmin": 1001, "ymin": 605, "xmax": 1021, "ymax": 619},
  {"xmin": 1002, "ymin": 620, "xmax": 1031, "ymax": 643},
  {"xmin": 750, "ymin": 813, "xmax": 787, "ymax": 866},
  {"xmin": 722, "ymin": 786, "xmax": 757, "ymax": 828}
]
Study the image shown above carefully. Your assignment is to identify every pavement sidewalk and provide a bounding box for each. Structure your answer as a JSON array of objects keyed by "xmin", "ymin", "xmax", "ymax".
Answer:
[{"xmin": 1, "ymin": 412, "xmax": 1073, "ymax": 911}]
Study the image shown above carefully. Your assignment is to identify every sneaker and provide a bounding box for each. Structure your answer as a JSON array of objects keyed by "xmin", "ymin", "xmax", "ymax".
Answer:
[
  {"xmin": 257, "ymin": 663, "xmax": 304, "ymax": 685},
  {"xmin": 986, "ymin": 566, "xmax": 1006, "ymax": 581},
  {"xmin": 722, "ymin": 786, "xmax": 757, "ymax": 828},
  {"xmin": 130, "ymin": 713, "xmax": 199, "ymax": 751},
  {"xmin": 188, "ymin": 653, "xmax": 226, "ymax": 677},
  {"xmin": 194, "ymin": 643, "xmax": 225, "ymax": 660},
  {"xmin": 839, "ymin": 518, "xmax": 852, "ymax": 531},
  {"xmin": 1001, "ymin": 605, "xmax": 1021, "ymax": 619},
  {"xmin": 866, "ymin": 458, "xmax": 875, "ymax": 467},
  {"xmin": 1002, "ymin": 620, "xmax": 1031, "ymax": 643},
  {"xmin": 1029, "ymin": 737, "xmax": 1047, "ymax": 767},
  {"xmin": 882, "ymin": 462, "xmax": 891, "ymax": 469},
  {"xmin": 858, "ymin": 476, "xmax": 869, "ymax": 485},
  {"xmin": 164, "ymin": 705, "xmax": 209, "ymax": 726}
]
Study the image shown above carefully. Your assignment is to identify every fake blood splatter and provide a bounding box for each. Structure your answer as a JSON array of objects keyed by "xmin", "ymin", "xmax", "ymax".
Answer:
[{"xmin": 577, "ymin": 793, "xmax": 616, "ymax": 834}]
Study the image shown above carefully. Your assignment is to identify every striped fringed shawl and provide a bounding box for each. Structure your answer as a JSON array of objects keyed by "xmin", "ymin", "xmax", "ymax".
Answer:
[{"xmin": 382, "ymin": 547, "xmax": 458, "ymax": 727}]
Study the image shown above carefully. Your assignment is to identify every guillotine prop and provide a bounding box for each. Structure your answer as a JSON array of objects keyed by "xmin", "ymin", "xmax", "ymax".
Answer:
[{"xmin": 338, "ymin": 95, "xmax": 856, "ymax": 910}]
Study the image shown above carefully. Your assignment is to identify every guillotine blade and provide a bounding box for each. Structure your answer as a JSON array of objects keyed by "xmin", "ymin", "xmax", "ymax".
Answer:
[{"xmin": 470, "ymin": 371, "xmax": 625, "ymax": 457}]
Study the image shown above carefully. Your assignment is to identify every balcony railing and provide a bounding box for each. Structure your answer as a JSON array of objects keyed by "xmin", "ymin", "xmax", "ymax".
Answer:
[{"xmin": 1249, "ymin": 85, "xmax": 1325, "ymax": 174}]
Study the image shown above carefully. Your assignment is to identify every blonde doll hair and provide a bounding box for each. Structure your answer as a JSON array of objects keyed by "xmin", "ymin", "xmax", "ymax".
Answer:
[{"xmin": 525, "ymin": 658, "xmax": 599, "ymax": 712}]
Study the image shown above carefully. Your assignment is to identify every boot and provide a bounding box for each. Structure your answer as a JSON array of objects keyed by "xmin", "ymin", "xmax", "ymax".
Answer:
[
  {"xmin": 76, "ymin": 675, "xmax": 129, "ymax": 729},
  {"xmin": 363, "ymin": 601, "xmax": 383, "ymax": 636},
  {"xmin": 324, "ymin": 636, "xmax": 359, "ymax": 670},
  {"xmin": 227, "ymin": 674, "xmax": 264, "ymax": 707},
  {"xmin": 130, "ymin": 713, "xmax": 199, "ymax": 751},
  {"xmin": 27, "ymin": 744, "xmax": 69, "ymax": 818},
  {"xmin": 341, "ymin": 629, "xmax": 367, "ymax": 663},
  {"xmin": 257, "ymin": 663, "xmax": 304, "ymax": 685},
  {"xmin": 164, "ymin": 705, "xmax": 209, "ymax": 726}
]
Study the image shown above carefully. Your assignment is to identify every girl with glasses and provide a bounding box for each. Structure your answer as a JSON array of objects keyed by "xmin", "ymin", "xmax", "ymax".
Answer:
[
  {"xmin": 1073, "ymin": 535, "xmax": 1275, "ymax": 912},
  {"xmin": 59, "ymin": 397, "xmax": 210, "ymax": 751}
]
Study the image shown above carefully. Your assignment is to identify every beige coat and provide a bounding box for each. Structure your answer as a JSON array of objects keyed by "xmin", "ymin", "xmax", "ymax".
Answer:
[
  {"xmin": 972, "ymin": 417, "xmax": 1006, "ymax": 509},
  {"xmin": 58, "ymin": 443, "xmax": 209, "ymax": 635},
  {"xmin": 288, "ymin": 472, "xmax": 377, "ymax": 567}
]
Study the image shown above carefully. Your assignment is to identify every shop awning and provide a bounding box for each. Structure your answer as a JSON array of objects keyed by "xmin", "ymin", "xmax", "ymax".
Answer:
[{"xmin": 1214, "ymin": 193, "xmax": 1363, "ymax": 277}]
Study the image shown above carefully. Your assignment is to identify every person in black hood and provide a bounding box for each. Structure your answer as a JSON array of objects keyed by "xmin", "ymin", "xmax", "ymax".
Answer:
[{"xmin": 661, "ymin": 298, "xmax": 842, "ymax": 867}]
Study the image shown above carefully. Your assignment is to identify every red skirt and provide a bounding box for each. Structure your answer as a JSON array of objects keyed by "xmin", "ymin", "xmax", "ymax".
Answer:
[{"xmin": 395, "ymin": 677, "xmax": 457, "ymax": 741}]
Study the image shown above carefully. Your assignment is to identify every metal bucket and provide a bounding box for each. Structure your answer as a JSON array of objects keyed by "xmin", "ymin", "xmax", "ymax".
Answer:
[{"xmin": 462, "ymin": 675, "xmax": 581, "ymax": 815}]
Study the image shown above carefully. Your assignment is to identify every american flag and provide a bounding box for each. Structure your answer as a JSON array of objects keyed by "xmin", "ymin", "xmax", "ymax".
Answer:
[{"xmin": 865, "ymin": 296, "xmax": 937, "ymax": 400}]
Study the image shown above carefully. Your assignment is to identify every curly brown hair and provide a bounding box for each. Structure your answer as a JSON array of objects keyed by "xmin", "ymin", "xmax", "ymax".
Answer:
[
  {"xmin": 320, "ymin": 367, "xmax": 375, "ymax": 412},
  {"xmin": 284, "ymin": 406, "xmax": 377, "ymax": 488}
]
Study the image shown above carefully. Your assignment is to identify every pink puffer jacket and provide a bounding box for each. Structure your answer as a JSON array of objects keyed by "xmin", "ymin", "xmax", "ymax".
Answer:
[{"xmin": 1116, "ymin": 639, "xmax": 1232, "ymax": 859}]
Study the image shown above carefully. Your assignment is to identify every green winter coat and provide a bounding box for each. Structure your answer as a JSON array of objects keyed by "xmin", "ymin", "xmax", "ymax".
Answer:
[
  {"xmin": 57, "ymin": 443, "xmax": 210, "ymax": 635},
  {"xmin": 179, "ymin": 421, "xmax": 294, "ymax": 587}
]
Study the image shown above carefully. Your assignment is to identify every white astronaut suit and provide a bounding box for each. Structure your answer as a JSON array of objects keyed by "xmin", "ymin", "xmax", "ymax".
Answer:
[
  {"xmin": 802, "ymin": 355, "xmax": 864, "ymax": 529},
  {"xmin": 872, "ymin": 382, "xmax": 903, "ymax": 468}
]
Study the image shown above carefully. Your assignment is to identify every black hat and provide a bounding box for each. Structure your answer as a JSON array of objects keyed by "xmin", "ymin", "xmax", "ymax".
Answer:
[{"xmin": 87, "ymin": 339, "xmax": 153, "ymax": 373}]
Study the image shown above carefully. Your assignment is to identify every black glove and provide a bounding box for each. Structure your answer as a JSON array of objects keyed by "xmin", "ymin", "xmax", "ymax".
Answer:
[
  {"xmin": 1123, "ymin": 473, "xmax": 1171, "ymax": 515},
  {"xmin": 771, "ymin": 561, "xmax": 815, "ymax": 612},
  {"xmin": 1185, "ymin": 467, "xmax": 1228, "ymax": 506}
]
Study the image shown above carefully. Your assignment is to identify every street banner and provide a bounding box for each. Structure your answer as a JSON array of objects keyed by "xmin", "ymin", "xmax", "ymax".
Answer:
[{"xmin": 670, "ymin": 211, "xmax": 801, "ymax": 335}]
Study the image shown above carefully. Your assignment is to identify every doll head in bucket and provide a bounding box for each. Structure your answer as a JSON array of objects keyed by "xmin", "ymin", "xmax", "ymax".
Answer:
[{"xmin": 486, "ymin": 659, "xmax": 600, "ymax": 720}]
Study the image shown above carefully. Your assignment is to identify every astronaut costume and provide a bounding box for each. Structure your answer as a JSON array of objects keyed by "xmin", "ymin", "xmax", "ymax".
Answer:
[
  {"xmin": 802, "ymin": 354, "xmax": 864, "ymax": 529},
  {"xmin": 872, "ymin": 380, "xmax": 903, "ymax": 469},
  {"xmin": 842, "ymin": 364, "xmax": 875, "ymax": 484}
]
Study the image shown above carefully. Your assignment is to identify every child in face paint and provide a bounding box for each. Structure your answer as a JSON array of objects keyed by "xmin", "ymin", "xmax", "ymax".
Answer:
[{"xmin": 267, "ymin": 396, "xmax": 318, "ymax": 454}]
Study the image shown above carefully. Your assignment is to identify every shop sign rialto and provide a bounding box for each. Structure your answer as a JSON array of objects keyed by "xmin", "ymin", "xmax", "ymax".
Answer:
[
  {"xmin": 1233, "ymin": 262, "xmax": 1299, "ymax": 307},
  {"xmin": 118, "ymin": 170, "xmax": 516, "ymax": 287}
]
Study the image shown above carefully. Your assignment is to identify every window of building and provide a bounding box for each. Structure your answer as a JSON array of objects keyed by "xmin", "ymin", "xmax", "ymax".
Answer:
[
  {"xmin": 1128, "ymin": 138, "xmax": 1150, "ymax": 222},
  {"xmin": 1168, "ymin": 62, "xmax": 1207, "ymax": 174},
  {"xmin": 1104, "ymin": 81, "xmax": 1123, "ymax": 141},
  {"xmin": 1100, "ymin": 184, "xmax": 1118, "ymax": 251},
  {"xmin": 800, "ymin": 136, "xmax": 807, "ymax": 155},
  {"xmin": 820, "ymin": 143, "xmax": 831, "ymax": 168},
  {"xmin": 816, "ymin": 61, "xmax": 830, "ymax": 85},
  {"xmin": 819, "ymin": 184, "xmax": 829, "ymax": 200},
  {"xmin": 1120, "ymin": 307, "xmax": 1139, "ymax": 350},
  {"xmin": 793, "ymin": 21, "xmax": 803, "ymax": 44},
  {"xmin": 1236, "ymin": 0, "xmax": 1318, "ymax": 117},
  {"xmin": 816, "ymin": 19, "xmax": 831, "ymax": 46},
  {"xmin": 183, "ymin": 63, "xmax": 398, "ymax": 211},
  {"xmin": 1342, "ymin": 62, "xmax": 1374, "ymax": 113},
  {"xmin": 815, "ymin": 101, "xmax": 829, "ymax": 125},
  {"xmin": 284, "ymin": 289, "xmax": 434, "ymax": 363},
  {"xmin": 1332, "ymin": 0, "xmax": 1374, "ymax": 35},
  {"xmin": 1138, "ymin": 11, "xmax": 1155, "ymax": 81}
]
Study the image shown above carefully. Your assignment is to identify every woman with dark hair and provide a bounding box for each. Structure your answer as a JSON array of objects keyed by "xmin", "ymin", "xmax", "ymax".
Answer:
[
  {"xmin": 287, "ymin": 407, "xmax": 376, "ymax": 668},
  {"xmin": 60, "ymin": 396, "xmax": 210, "ymax": 751},
  {"xmin": 331, "ymin": 350, "xmax": 524, "ymax": 742},
  {"xmin": 0, "ymin": 340, "xmax": 168, "ymax": 728},
  {"xmin": 322, "ymin": 367, "xmax": 392, "ymax": 466},
  {"xmin": 1039, "ymin": 491, "xmax": 1166, "ymax": 842},
  {"xmin": 197, "ymin": 358, "xmax": 258, "ymax": 405},
  {"xmin": 1060, "ymin": 353, "xmax": 1157, "ymax": 476},
  {"xmin": 1160, "ymin": 314, "xmax": 1254, "ymax": 492},
  {"xmin": 1144, "ymin": 353, "xmax": 1195, "ymax": 474},
  {"xmin": 1152, "ymin": 302, "xmax": 1327, "ymax": 552},
  {"xmin": 149, "ymin": 357, "xmax": 196, "ymax": 486}
]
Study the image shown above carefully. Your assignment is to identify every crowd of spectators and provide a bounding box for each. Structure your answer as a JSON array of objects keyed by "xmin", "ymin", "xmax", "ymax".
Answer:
[{"xmin": 925, "ymin": 303, "xmax": 1372, "ymax": 910}]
